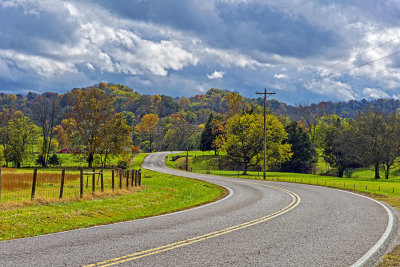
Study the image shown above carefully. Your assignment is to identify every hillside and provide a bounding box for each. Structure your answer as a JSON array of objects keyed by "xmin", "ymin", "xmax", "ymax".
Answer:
[{"xmin": 1, "ymin": 83, "xmax": 399, "ymax": 126}]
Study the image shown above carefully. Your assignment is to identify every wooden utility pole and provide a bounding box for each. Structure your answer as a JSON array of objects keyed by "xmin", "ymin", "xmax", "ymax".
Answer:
[{"xmin": 256, "ymin": 89, "xmax": 276, "ymax": 180}]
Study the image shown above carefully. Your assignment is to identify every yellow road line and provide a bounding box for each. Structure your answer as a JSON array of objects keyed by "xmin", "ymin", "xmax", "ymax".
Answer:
[{"xmin": 84, "ymin": 182, "xmax": 301, "ymax": 267}]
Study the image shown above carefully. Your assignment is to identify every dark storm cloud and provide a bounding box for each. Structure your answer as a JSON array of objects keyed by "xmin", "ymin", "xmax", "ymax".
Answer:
[{"xmin": 0, "ymin": 0, "xmax": 399, "ymax": 103}]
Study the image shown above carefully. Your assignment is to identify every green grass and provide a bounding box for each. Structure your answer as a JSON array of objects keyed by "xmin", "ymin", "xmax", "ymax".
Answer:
[
  {"xmin": 168, "ymin": 152, "xmax": 400, "ymax": 197},
  {"xmin": 0, "ymin": 153, "xmax": 227, "ymax": 241}
]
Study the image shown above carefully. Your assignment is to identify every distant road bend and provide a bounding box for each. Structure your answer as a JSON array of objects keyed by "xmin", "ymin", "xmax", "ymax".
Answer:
[{"xmin": 0, "ymin": 152, "xmax": 399, "ymax": 266}]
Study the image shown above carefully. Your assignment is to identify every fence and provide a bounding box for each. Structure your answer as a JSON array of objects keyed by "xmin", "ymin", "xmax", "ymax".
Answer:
[{"xmin": 0, "ymin": 168, "xmax": 142, "ymax": 203}]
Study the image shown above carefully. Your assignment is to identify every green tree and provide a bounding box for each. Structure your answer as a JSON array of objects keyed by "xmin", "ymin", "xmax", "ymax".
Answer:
[
  {"xmin": 223, "ymin": 113, "xmax": 291, "ymax": 175},
  {"xmin": 4, "ymin": 111, "xmax": 39, "ymax": 167},
  {"xmin": 200, "ymin": 113, "xmax": 215, "ymax": 152},
  {"xmin": 355, "ymin": 112, "xmax": 387, "ymax": 179},
  {"xmin": 280, "ymin": 122, "xmax": 317, "ymax": 173},
  {"xmin": 315, "ymin": 115, "xmax": 360, "ymax": 177}
]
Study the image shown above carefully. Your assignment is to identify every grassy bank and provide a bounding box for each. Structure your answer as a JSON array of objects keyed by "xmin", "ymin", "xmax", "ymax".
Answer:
[{"xmin": 0, "ymin": 153, "xmax": 227, "ymax": 241}]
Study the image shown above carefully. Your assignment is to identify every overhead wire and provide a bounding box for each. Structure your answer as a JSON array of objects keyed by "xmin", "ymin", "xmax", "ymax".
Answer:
[
  {"xmin": 280, "ymin": 35, "xmax": 400, "ymax": 86},
  {"xmin": 276, "ymin": 48, "xmax": 400, "ymax": 90}
]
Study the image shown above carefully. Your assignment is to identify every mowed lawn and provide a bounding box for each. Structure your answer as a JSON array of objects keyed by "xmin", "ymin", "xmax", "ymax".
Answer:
[{"xmin": 0, "ymin": 153, "xmax": 227, "ymax": 241}]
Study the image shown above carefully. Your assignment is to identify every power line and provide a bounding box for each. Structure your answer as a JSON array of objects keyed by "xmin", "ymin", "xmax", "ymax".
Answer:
[
  {"xmin": 281, "ymin": 35, "xmax": 400, "ymax": 86},
  {"xmin": 278, "ymin": 49, "xmax": 400, "ymax": 90}
]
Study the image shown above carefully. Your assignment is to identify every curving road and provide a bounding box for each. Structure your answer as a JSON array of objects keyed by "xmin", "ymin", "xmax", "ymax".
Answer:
[{"xmin": 0, "ymin": 152, "xmax": 399, "ymax": 266}]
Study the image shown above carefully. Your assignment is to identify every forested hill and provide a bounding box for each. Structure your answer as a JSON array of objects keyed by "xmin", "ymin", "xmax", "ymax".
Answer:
[{"xmin": 1, "ymin": 82, "xmax": 399, "ymax": 125}]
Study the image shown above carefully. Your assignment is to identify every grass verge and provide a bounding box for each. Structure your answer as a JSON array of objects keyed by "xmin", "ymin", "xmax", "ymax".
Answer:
[{"xmin": 0, "ymin": 153, "xmax": 227, "ymax": 241}]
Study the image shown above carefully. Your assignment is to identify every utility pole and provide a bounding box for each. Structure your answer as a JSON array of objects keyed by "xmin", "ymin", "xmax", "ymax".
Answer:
[{"xmin": 256, "ymin": 88, "xmax": 276, "ymax": 180}]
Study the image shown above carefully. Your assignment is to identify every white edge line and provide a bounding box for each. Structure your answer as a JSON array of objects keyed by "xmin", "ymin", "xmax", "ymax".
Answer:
[
  {"xmin": 345, "ymin": 190, "xmax": 394, "ymax": 267},
  {"xmin": 270, "ymin": 181, "xmax": 394, "ymax": 267},
  {"xmin": 156, "ymin": 152, "xmax": 396, "ymax": 266}
]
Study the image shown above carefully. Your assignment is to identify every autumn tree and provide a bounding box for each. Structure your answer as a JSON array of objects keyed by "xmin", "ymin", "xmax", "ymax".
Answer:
[
  {"xmin": 67, "ymin": 88, "xmax": 115, "ymax": 168},
  {"xmin": 97, "ymin": 113, "xmax": 132, "ymax": 167},
  {"xmin": 222, "ymin": 92, "xmax": 246, "ymax": 118},
  {"xmin": 223, "ymin": 113, "xmax": 291, "ymax": 175},
  {"xmin": 162, "ymin": 117, "xmax": 197, "ymax": 151},
  {"xmin": 135, "ymin": 113, "xmax": 159, "ymax": 151}
]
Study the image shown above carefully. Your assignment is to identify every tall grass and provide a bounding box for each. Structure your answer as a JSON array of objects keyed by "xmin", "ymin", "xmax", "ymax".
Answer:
[{"xmin": 0, "ymin": 168, "xmax": 141, "ymax": 203}]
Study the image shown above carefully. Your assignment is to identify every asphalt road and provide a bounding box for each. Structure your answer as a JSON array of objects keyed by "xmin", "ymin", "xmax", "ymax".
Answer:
[{"xmin": 1, "ymin": 152, "xmax": 399, "ymax": 266}]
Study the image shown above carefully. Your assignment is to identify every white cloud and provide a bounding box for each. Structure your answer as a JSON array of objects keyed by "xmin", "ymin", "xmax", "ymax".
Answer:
[
  {"xmin": 305, "ymin": 78, "xmax": 355, "ymax": 101},
  {"xmin": 274, "ymin": 73, "xmax": 287, "ymax": 79},
  {"xmin": 207, "ymin": 70, "xmax": 225, "ymax": 79},
  {"xmin": 363, "ymin": 88, "xmax": 390, "ymax": 99}
]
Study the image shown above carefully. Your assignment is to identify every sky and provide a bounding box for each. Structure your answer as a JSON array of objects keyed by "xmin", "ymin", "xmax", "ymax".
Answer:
[{"xmin": 0, "ymin": 0, "xmax": 400, "ymax": 104}]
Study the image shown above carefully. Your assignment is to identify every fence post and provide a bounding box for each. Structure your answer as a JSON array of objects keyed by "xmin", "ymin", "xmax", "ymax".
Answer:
[
  {"xmin": 126, "ymin": 170, "xmax": 129, "ymax": 189},
  {"xmin": 80, "ymin": 168, "xmax": 83, "ymax": 198},
  {"xmin": 31, "ymin": 168, "xmax": 38, "ymax": 200},
  {"xmin": 131, "ymin": 170, "xmax": 134, "ymax": 187},
  {"xmin": 112, "ymin": 169, "xmax": 115, "ymax": 190},
  {"xmin": 0, "ymin": 167, "xmax": 2, "ymax": 202},
  {"xmin": 134, "ymin": 170, "xmax": 138, "ymax": 186},
  {"xmin": 92, "ymin": 168, "xmax": 95, "ymax": 194},
  {"xmin": 119, "ymin": 170, "xmax": 122, "ymax": 189},
  {"xmin": 138, "ymin": 169, "xmax": 142, "ymax": 186},
  {"xmin": 59, "ymin": 169, "xmax": 65, "ymax": 199},
  {"xmin": 101, "ymin": 170, "xmax": 104, "ymax": 192}
]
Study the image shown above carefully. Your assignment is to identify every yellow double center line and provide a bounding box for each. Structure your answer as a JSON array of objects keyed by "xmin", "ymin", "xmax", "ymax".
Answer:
[{"xmin": 84, "ymin": 182, "xmax": 301, "ymax": 267}]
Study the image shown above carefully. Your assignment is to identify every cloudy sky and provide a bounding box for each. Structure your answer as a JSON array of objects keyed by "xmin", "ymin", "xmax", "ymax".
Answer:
[{"xmin": 0, "ymin": 0, "xmax": 400, "ymax": 104}]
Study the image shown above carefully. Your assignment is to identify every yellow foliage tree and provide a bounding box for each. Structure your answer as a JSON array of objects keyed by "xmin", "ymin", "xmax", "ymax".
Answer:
[{"xmin": 135, "ymin": 113, "xmax": 159, "ymax": 151}]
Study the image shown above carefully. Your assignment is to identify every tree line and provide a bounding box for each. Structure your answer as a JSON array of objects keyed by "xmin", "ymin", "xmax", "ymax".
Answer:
[{"xmin": 0, "ymin": 83, "xmax": 399, "ymax": 178}]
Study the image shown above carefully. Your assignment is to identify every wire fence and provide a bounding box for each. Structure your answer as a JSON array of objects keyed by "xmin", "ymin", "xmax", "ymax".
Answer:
[
  {"xmin": 189, "ymin": 168, "xmax": 400, "ymax": 196},
  {"xmin": 0, "ymin": 168, "xmax": 142, "ymax": 203}
]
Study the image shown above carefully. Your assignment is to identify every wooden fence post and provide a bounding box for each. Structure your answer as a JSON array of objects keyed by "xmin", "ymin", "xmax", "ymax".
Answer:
[
  {"xmin": 59, "ymin": 169, "xmax": 65, "ymax": 199},
  {"xmin": 119, "ymin": 170, "xmax": 122, "ymax": 189},
  {"xmin": 31, "ymin": 168, "xmax": 38, "ymax": 200},
  {"xmin": 92, "ymin": 168, "xmax": 95, "ymax": 194},
  {"xmin": 112, "ymin": 169, "xmax": 115, "ymax": 190},
  {"xmin": 101, "ymin": 170, "xmax": 104, "ymax": 192},
  {"xmin": 138, "ymin": 169, "xmax": 142, "ymax": 186},
  {"xmin": 131, "ymin": 170, "xmax": 134, "ymax": 187},
  {"xmin": 126, "ymin": 170, "xmax": 129, "ymax": 189},
  {"xmin": 80, "ymin": 168, "xmax": 83, "ymax": 198},
  {"xmin": 0, "ymin": 167, "xmax": 2, "ymax": 202},
  {"xmin": 134, "ymin": 170, "xmax": 138, "ymax": 186}
]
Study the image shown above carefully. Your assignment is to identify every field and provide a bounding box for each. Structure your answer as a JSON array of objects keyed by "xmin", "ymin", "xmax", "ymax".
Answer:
[{"xmin": 0, "ymin": 153, "xmax": 227, "ymax": 240}]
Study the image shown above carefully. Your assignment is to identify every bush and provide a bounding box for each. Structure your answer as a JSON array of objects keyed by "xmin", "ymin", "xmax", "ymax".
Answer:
[
  {"xmin": 117, "ymin": 160, "xmax": 128, "ymax": 169},
  {"xmin": 36, "ymin": 155, "xmax": 45, "ymax": 166},
  {"xmin": 344, "ymin": 168, "xmax": 354, "ymax": 178},
  {"xmin": 48, "ymin": 154, "xmax": 60, "ymax": 166}
]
